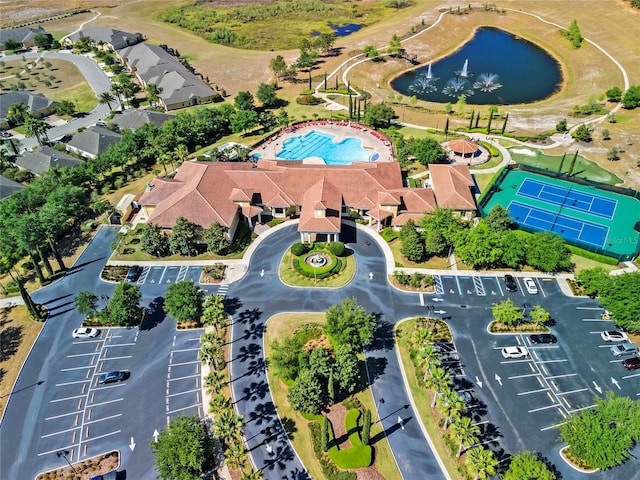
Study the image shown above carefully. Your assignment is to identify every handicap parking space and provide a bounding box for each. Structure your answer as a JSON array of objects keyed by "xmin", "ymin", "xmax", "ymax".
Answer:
[
  {"xmin": 435, "ymin": 274, "xmax": 556, "ymax": 299},
  {"xmin": 136, "ymin": 265, "xmax": 203, "ymax": 286}
]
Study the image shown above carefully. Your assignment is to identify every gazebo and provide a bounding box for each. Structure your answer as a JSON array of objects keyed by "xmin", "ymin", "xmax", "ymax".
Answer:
[{"xmin": 447, "ymin": 139, "xmax": 480, "ymax": 158}]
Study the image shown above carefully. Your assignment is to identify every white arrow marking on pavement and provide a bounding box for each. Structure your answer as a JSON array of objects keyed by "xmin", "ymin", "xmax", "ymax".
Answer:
[
  {"xmin": 475, "ymin": 376, "xmax": 483, "ymax": 388},
  {"xmin": 260, "ymin": 269, "xmax": 264, "ymax": 277},
  {"xmin": 153, "ymin": 429, "xmax": 159, "ymax": 443},
  {"xmin": 369, "ymin": 272, "xmax": 374, "ymax": 280},
  {"xmin": 494, "ymin": 373, "xmax": 502, "ymax": 386},
  {"xmin": 434, "ymin": 310, "xmax": 446, "ymax": 315},
  {"xmin": 397, "ymin": 416, "xmax": 404, "ymax": 430},
  {"xmin": 129, "ymin": 437, "xmax": 136, "ymax": 452},
  {"xmin": 433, "ymin": 298, "xmax": 443, "ymax": 302},
  {"xmin": 265, "ymin": 443, "xmax": 273, "ymax": 454},
  {"xmin": 611, "ymin": 377, "xmax": 621, "ymax": 390},
  {"xmin": 592, "ymin": 381, "xmax": 602, "ymax": 394}
]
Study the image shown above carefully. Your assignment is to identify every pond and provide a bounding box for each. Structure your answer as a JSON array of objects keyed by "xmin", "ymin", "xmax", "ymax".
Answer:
[
  {"xmin": 311, "ymin": 23, "xmax": 363, "ymax": 38},
  {"xmin": 390, "ymin": 27, "xmax": 563, "ymax": 105}
]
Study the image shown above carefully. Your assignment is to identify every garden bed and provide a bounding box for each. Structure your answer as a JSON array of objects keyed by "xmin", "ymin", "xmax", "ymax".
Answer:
[{"xmin": 36, "ymin": 450, "xmax": 119, "ymax": 479}]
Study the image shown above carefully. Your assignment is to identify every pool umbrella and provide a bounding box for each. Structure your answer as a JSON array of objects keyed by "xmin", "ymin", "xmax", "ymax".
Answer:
[{"xmin": 448, "ymin": 139, "xmax": 479, "ymax": 157}]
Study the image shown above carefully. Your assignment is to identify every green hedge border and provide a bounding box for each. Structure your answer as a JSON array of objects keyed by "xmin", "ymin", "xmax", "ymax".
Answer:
[{"xmin": 293, "ymin": 250, "xmax": 344, "ymax": 279}]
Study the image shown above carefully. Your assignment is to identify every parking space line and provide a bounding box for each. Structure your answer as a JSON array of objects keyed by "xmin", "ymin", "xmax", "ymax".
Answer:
[
  {"xmin": 536, "ymin": 359, "xmax": 568, "ymax": 364},
  {"xmin": 88, "ymin": 398, "xmax": 123, "ymax": 407},
  {"xmin": 100, "ymin": 355, "xmax": 133, "ymax": 360},
  {"xmin": 66, "ymin": 353, "xmax": 97, "ymax": 358},
  {"xmin": 622, "ymin": 373, "xmax": 640, "ymax": 379},
  {"xmin": 106, "ymin": 343, "xmax": 136, "ymax": 347},
  {"xmin": 91, "ymin": 383, "xmax": 127, "ymax": 391},
  {"xmin": 56, "ymin": 380, "xmax": 90, "ymax": 387},
  {"xmin": 454, "ymin": 276, "xmax": 462, "ymax": 295},
  {"xmin": 37, "ymin": 445, "xmax": 77, "ymax": 457},
  {"xmin": 61, "ymin": 366, "xmax": 93, "ymax": 371},
  {"xmin": 72, "ymin": 340, "xmax": 102, "ymax": 344},
  {"xmin": 541, "ymin": 421, "xmax": 566, "ymax": 431},
  {"xmin": 172, "ymin": 348, "xmax": 201, "ymax": 353},
  {"xmin": 500, "ymin": 359, "xmax": 531, "ymax": 364},
  {"xmin": 82, "ymin": 430, "xmax": 121, "ymax": 443},
  {"xmin": 45, "ymin": 411, "xmax": 81, "ymax": 421},
  {"xmin": 84, "ymin": 414, "xmax": 122, "ymax": 425},
  {"xmin": 168, "ymin": 374, "xmax": 201, "ymax": 382},
  {"xmin": 169, "ymin": 360, "xmax": 201, "ymax": 367},
  {"xmin": 51, "ymin": 394, "xmax": 85, "ymax": 403},
  {"xmin": 508, "ymin": 373, "xmax": 540, "ymax": 379},
  {"xmin": 568, "ymin": 404, "xmax": 596, "ymax": 414},
  {"xmin": 528, "ymin": 404, "xmax": 559, "ymax": 413},
  {"xmin": 158, "ymin": 267, "xmax": 169, "ymax": 284},
  {"xmin": 555, "ymin": 388, "xmax": 589, "ymax": 396},
  {"xmin": 518, "ymin": 387, "xmax": 550, "ymax": 396},
  {"xmin": 576, "ymin": 307, "xmax": 602, "ymax": 310},
  {"xmin": 167, "ymin": 388, "xmax": 201, "ymax": 398},
  {"xmin": 582, "ymin": 318, "xmax": 609, "ymax": 322},
  {"xmin": 536, "ymin": 278, "xmax": 546, "ymax": 297},
  {"xmin": 41, "ymin": 426, "xmax": 80, "ymax": 438},
  {"xmin": 545, "ymin": 373, "xmax": 577, "ymax": 379},
  {"xmin": 167, "ymin": 404, "xmax": 202, "ymax": 415}
]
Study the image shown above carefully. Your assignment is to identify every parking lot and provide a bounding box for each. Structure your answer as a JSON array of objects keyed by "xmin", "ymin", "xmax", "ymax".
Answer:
[
  {"xmin": 432, "ymin": 274, "xmax": 547, "ymax": 298},
  {"xmin": 443, "ymin": 281, "xmax": 640, "ymax": 468}
]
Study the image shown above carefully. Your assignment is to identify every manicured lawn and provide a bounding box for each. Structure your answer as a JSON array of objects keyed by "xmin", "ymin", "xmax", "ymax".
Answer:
[
  {"xmin": 571, "ymin": 254, "xmax": 621, "ymax": 273},
  {"xmin": 264, "ymin": 313, "xmax": 402, "ymax": 480},
  {"xmin": 279, "ymin": 250, "xmax": 356, "ymax": 288},
  {"xmin": 389, "ymin": 239, "xmax": 450, "ymax": 270}
]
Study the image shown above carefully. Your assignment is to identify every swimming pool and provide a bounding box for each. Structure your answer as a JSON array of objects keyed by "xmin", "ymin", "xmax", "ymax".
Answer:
[{"xmin": 276, "ymin": 130, "xmax": 378, "ymax": 165}]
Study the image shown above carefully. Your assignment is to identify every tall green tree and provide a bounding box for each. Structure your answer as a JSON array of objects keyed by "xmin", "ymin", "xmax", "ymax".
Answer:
[
  {"xmin": 164, "ymin": 280, "xmax": 205, "ymax": 325},
  {"xmin": 201, "ymin": 294, "xmax": 227, "ymax": 333},
  {"xmin": 269, "ymin": 55, "xmax": 287, "ymax": 80},
  {"xmin": 561, "ymin": 20, "xmax": 583, "ymax": 48},
  {"xmin": 491, "ymin": 298, "xmax": 524, "ymax": 326},
  {"xmin": 363, "ymin": 102, "xmax": 395, "ymax": 128},
  {"xmin": 104, "ymin": 281, "xmax": 141, "ymax": 326},
  {"xmin": 74, "ymin": 291, "xmax": 98, "ymax": 316},
  {"xmin": 256, "ymin": 83, "xmax": 278, "ymax": 108},
  {"xmin": 213, "ymin": 409, "xmax": 245, "ymax": 448},
  {"xmin": 234, "ymin": 91, "xmax": 255, "ymax": 111},
  {"xmin": 325, "ymin": 298, "xmax": 376, "ymax": 348},
  {"xmin": 333, "ymin": 343, "xmax": 360, "ymax": 395},
  {"xmin": 141, "ymin": 223, "xmax": 169, "ymax": 257},
  {"xmin": 230, "ymin": 109, "xmax": 258, "ymax": 134},
  {"xmin": 525, "ymin": 232, "xmax": 571, "ymax": 272},
  {"xmin": 169, "ymin": 217, "xmax": 198, "ymax": 256},
  {"xmin": 151, "ymin": 414, "xmax": 214, "ymax": 480},
  {"xmin": 204, "ymin": 222, "xmax": 228, "ymax": 254},
  {"xmin": 287, "ymin": 369, "xmax": 324, "ymax": 414}
]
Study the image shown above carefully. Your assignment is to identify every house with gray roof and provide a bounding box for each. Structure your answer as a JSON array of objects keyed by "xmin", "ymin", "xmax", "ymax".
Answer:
[
  {"xmin": 0, "ymin": 174, "xmax": 24, "ymax": 200},
  {"xmin": 0, "ymin": 26, "xmax": 47, "ymax": 49},
  {"xmin": 0, "ymin": 91, "xmax": 56, "ymax": 129},
  {"xmin": 110, "ymin": 109, "xmax": 174, "ymax": 131},
  {"xmin": 66, "ymin": 126, "xmax": 121, "ymax": 159},
  {"xmin": 15, "ymin": 146, "xmax": 83, "ymax": 175},
  {"xmin": 65, "ymin": 27, "xmax": 143, "ymax": 51},
  {"xmin": 118, "ymin": 43, "xmax": 218, "ymax": 111}
]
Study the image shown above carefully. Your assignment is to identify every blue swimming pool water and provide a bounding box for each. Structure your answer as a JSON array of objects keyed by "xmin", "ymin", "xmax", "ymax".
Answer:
[{"xmin": 276, "ymin": 130, "xmax": 377, "ymax": 165}]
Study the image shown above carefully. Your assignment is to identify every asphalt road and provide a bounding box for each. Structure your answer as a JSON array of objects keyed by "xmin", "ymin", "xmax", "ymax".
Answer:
[{"xmin": 2, "ymin": 51, "xmax": 112, "ymax": 150}]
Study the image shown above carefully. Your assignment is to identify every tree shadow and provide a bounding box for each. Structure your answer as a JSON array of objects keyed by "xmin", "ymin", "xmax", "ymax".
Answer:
[
  {"xmin": 370, "ymin": 320, "xmax": 395, "ymax": 351},
  {"xmin": 239, "ymin": 380, "xmax": 270, "ymax": 402},
  {"xmin": 247, "ymin": 401, "xmax": 276, "ymax": 427},
  {"xmin": 364, "ymin": 355, "xmax": 387, "ymax": 383},
  {"xmin": 224, "ymin": 296, "xmax": 242, "ymax": 316},
  {"xmin": 65, "ymin": 256, "xmax": 107, "ymax": 275},
  {"xmin": 234, "ymin": 307, "xmax": 262, "ymax": 325},
  {"xmin": 46, "ymin": 307, "xmax": 74, "ymax": 318},
  {"xmin": 47, "ymin": 301, "xmax": 74, "ymax": 311},
  {"xmin": 0, "ymin": 325, "xmax": 22, "ymax": 361},
  {"xmin": 233, "ymin": 342, "xmax": 262, "ymax": 362},
  {"xmin": 42, "ymin": 293, "xmax": 73, "ymax": 305},
  {"xmin": 139, "ymin": 297, "xmax": 166, "ymax": 330},
  {"xmin": 263, "ymin": 442, "xmax": 295, "ymax": 472},
  {"xmin": 369, "ymin": 415, "xmax": 413, "ymax": 444}
]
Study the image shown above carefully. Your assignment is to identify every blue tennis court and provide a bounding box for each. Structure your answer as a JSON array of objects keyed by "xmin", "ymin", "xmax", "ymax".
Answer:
[
  {"xmin": 517, "ymin": 178, "xmax": 617, "ymax": 219},
  {"xmin": 508, "ymin": 201, "xmax": 609, "ymax": 248}
]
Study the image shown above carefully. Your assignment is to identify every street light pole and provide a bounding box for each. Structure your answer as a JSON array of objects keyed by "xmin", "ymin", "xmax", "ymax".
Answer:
[{"xmin": 56, "ymin": 450, "xmax": 77, "ymax": 474}]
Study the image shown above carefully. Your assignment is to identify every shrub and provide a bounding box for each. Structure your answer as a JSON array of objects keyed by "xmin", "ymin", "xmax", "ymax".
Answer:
[
  {"xmin": 328, "ymin": 241, "xmax": 345, "ymax": 257},
  {"xmin": 381, "ymin": 227, "xmax": 399, "ymax": 242},
  {"xmin": 291, "ymin": 242, "xmax": 307, "ymax": 256}
]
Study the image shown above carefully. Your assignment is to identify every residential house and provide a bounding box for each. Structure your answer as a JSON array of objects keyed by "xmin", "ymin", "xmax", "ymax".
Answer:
[
  {"xmin": 110, "ymin": 109, "xmax": 174, "ymax": 131},
  {"xmin": 15, "ymin": 146, "xmax": 83, "ymax": 175},
  {"xmin": 65, "ymin": 27, "xmax": 143, "ymax": 51},
  {"xmin": 66, "ymin": 126, "xmax": 121, "ymax": 159},
  {"xmin": 118, "ymin": 43, "xmax": 218, "ymax": 111},
  {"xmin": 0, "ymin": 174, "xmax": 24, "ymax": 200},
  {"xmin": 0, "ymin": 91, "xmax": 56, "ymax": 129},
  {"xmin": 138, "ymin": 159, "xmax": 477, "ymax": 243},
  {"xmin": 0, "ymin": 26, "xmax": 47, "ymax": 49}
]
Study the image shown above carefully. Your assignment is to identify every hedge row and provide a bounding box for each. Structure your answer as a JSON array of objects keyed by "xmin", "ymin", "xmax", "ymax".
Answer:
[
  {"xmin": 309, "ymin": 421, "xmax": 357, "ymax": 480},
  {"xmin": 293, "ymin": 256, "xmax": 343, "ymax": 279}
]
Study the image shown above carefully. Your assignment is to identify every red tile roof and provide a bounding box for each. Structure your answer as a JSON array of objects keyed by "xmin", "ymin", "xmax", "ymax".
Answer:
[{"xmin": 428, "ymin": 164, "xmax": 476, "ymax": 211}]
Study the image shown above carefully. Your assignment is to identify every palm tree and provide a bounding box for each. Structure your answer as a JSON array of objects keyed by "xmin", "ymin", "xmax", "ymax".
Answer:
[
  {"xmin": 23, "ymin": 115, "xmax": 51, "ymax": 146},
  {"xmin": 202, "ymin": 295, "xmax": 227, "ymax": 333},
  {"xmin": 427, "ymin": 366, "xmax": 452, "ymax": 407},
  {"xmin": 98, "ymin": 91, "xmax": 116, "ymax": 112},
  {"xmin": 209, "ymin": 393, "xmax": 231, "ymax": 414},
  {"xmin": 450, "ymin": 416, "xmax": 480, "ymax": 457},
  {"xmin": 437, "ymin": 390, "xmax": 464, "ymax": 429},
  {"xmin": 224, "ymin": 439, "xmax": 247, "ymax": 471},
  {"xmin": 410, "ymin": 324, "xmax": 434, "ymax": 351},
  {"xmin": 173, "ymin": 144, "xmax": 189, "ymax": 164},
  {"xmin": 214, "ymin": 409, "xmax": 245, "ymax": 447},
  {"xmin": 417, "ymin": 344, "xmax": 440, "ymax": 384},
  {"xmin": 7, "ymin": 102, "xmax": 29, "ymax": 124},
  {"xmin": 240, "ymin": 467, "xmax": 264, "ymax": 480},
  {"xmin": 465, "ymin": 447, "xmax": 499, "ymax": 480},
  {"xmin": 110, "ymin": 83, "xmax": 124, "ymax": 108},
  {"xmin": 204, "ymin": 371, "xmax": 224, "ymax": 394},
  {"xmin": 145, "ymin": 83, "xmax": 162, "ymax": 107}
]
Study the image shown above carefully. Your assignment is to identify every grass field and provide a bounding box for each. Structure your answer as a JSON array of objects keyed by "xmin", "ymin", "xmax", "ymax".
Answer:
[
  {"xmin": 263, "ymin": 313, "xmax": 402, "ymax": 480},
  {"xmin": 0, "ymin": 306, "xmax": 43, "ymax": 419}
]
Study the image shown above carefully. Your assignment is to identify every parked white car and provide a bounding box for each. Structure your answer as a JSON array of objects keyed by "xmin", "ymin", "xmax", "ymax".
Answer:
[
  {"xmin": 600, "ymin": 330, "xmax": 629, "ymax": 342},
  {"xmin": 501, "ymin": 346, "xmax": 529, "ymax": 359},
  {"xmin": 523, "ymin": 277, "xmax": 538, "ymax": 294},
  {"xmin": 72, "ymin": 327, "xmax": 100, "ymax": 338}
]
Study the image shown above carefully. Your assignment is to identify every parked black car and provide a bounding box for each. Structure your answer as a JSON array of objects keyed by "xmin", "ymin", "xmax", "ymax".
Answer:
[
  {"xmin": 125, "ymin": 265, "xmax": 142, "ymax": 282},
  {"xmin": 504, "ymin": 274, "xmax": 517, "ymax": 292},
  {"xmin": 529, "ymin": 334, "xmax": 557, "ymax": 344},
  {"xmin": 98, "ymin": 371, "xmax": 128, "ymax": 384}
]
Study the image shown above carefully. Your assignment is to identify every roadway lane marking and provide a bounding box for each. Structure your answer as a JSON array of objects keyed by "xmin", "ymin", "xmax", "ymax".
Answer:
[
  {"xmin": 82, "ymin": 430, "xmax": 121, "ymax": 442},
  {"xmin": 545, "ymin": 373, "xmax": 577, "ymax": 379},
  {"xmin": 41, "ymin": 426, "xmax": 80, "ymax": 438},
  {"xmin": 508, "ymin": 373, "xmax": 540, "ymax": 379},
  {"xmin": 84, "ymin": 414, "xmax": 122, "ymax": 425},
  {"xmin": 56, "ymin": 380, "xmax": 90, "ymax": 387},
  {"xmin": 528, "ymin": 404, "xmax": 560, "ymax": 413},
  {"xmin": 61, "ymin": 366, "xmax": 93, "ymax": 371},
  {"xmin": 555, "ymin": 388, "xmax": 589, "ymax": 396},
  {"xmin": 167, "ymin": 388, "xmax": 201, "ymax": 398},
  {"xmin": 168, "ymin": 374, "xmax": 201, "ymax": 382},
  {"xmin": 518, "ymin": 388, "xmax": 550, "ymax": 395},
  {"xmin": 45, "ymin": 411, "xmax": 81, "ymax": 421},
  {"xmin": 167, "ymin": 404, "xmax": 202, "ymax": 415}
]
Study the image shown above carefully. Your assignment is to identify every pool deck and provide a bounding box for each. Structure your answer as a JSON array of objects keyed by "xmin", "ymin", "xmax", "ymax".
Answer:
[{"xmin": 250, "ymin": 121, "xmax": 395, "ymax": 164}]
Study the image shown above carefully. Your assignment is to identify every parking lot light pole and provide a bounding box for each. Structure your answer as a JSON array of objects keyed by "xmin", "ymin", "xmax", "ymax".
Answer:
[{"xmin": 56, "ymin": 450, "xmax": 77, "ymax": 474}]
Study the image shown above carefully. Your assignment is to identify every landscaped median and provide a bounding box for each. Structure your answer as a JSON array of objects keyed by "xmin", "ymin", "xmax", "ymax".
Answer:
[{"xmin": 279, "ymin": 241, "xmax": 355, "ymax": 287}]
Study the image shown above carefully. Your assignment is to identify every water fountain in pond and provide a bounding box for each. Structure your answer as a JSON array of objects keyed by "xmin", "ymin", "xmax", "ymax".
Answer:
[
  {"xmin": 426, "ymin": 63, "xmax": 434, "ymax": 79},
  {"xmin": 442, "ymin": 77, "xmax": 474, "ymax": 97},
  {"xmin": 457, "ymin": 59, "xmax": 472, "ymax": 78},
  {"xmin": 408, "ymin": 63, "xmax": 439, "ymax": 94},
  {"xmin": 473, "ymin": 73, "xmax": 503, "ymax": 92}
]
